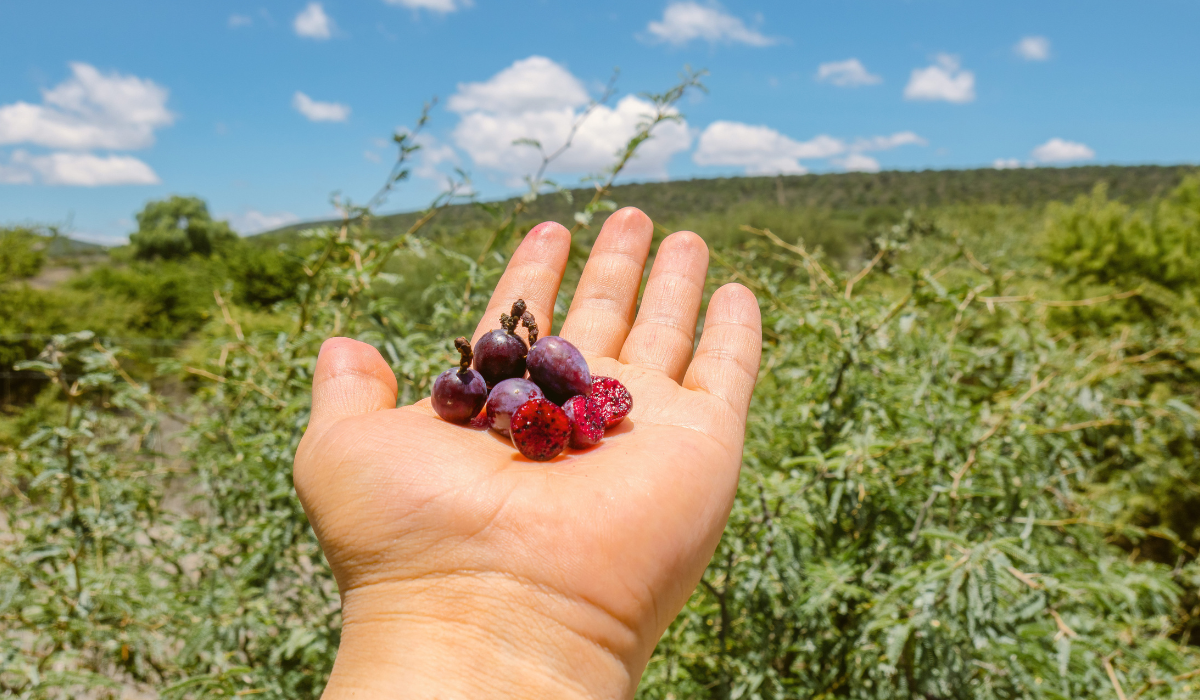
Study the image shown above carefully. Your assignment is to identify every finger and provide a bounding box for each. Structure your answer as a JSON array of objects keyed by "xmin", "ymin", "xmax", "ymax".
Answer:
[
  {"xmin": 558, "ymin": 207, "xmax": 653, "ymax": 358},
  {"xmin": 471, "ymin": 221, "xmax": 571, "ymax": 345},
  {"xmin": 682, "ymin": 284, "xmax": 762, "ymax": 418},
  {"xmin": 619, "ymin": 231, "xmax": 709, "ymax": 382},
  {"xmin": 309, "ymin": 337, "xmax": 398, "ymax": 429}
]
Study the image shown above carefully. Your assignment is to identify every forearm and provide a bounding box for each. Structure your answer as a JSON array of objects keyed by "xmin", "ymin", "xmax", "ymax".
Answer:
[{"xmin": 322, "ymin": 577, "xmax": 639, "ymax": 700}]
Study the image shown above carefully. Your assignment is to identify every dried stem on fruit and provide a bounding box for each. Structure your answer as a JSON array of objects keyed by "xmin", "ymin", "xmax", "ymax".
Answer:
[{"xmin": 453, "ymin": 336, "xmax": 473, "ymax": 371}]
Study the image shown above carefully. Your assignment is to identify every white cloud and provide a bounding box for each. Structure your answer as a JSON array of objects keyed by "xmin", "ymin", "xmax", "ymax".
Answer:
[
  {"xmin": 993, "ymin": 158, "xmax": 1023, "ymax": 169},
  {"xmin": 816, "ymin": 59, "xmax": 881, "ymax": 87},
  {"xmin": 1032, "ymin": 138, "xmax": 1094, "ymax": 164},
  {"xmin": 645, "ymin": 2, "xmax": 775, "ymax": 47},
  {"xmin": 363, "ymin": 150, "xmax": 382, "ymax": 163},
  {"xmin": 851, "ymin": 131, "xmax": 927, "ymax": 152},
  {"xmin": 227, "ymin": 210, "xmax": 300, "ymax": 235},
  {"xmin": 2, "ymin": 149, "xmax": 159, "ymax": 186},
  {"xmin": 294, "ymin": 2, "xmax": 333, "ymax": 39},
  {"xmin": 293, "ymin": 92, "xmax": 350, "ymax": 122},
  {"xmin": 694, "ymin": 123, "xmax": 926, "ymax": 175},
  {"xmin": 0, "ymin": 62, "xmax": 173, "ymax": 151},
  {"xmin": 448, "ymin": 56, "xmax": 690, "ymax": 180},
  {"xmin": 229, "ymin": 14, "xmax": 253, "ymax": 28},
  {"xmin": 832, "ymin": 153, "xmax": 881, "ymax": 173},
  {"xmin": 384, "ymin": 0, "xmax": 467, "ymax": 12},
  {"xmin": 1015, "ymin": 36, "xmax": 1050, "ymax": 61},
  {"xmin": 904, "ymin": 54, "xmax": 975, "ymax": 103},
  {"xmin": 411, "ymin": 134, "xmax": 460, "ymax": 180},
  {"xmin": 447, "ymin": 56, "xmax": 589, "ymax": 115},
  {"xmin": 694, "ymin": 122, "xmax": 843, "ymax": 175}
]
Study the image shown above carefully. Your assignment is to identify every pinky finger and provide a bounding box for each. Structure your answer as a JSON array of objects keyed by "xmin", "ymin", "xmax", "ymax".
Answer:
[{"xmin": 682, "ymin": 284, "xmax": 762, "ymax": 419}]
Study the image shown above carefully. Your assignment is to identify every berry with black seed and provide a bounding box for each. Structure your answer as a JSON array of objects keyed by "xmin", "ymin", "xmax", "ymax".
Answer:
[
  {"xmin": 432, "ymin": 337, "xmax": 488, "ymax": 424},
  {"xmin": 473, "ymin": 300, "xmax": 532, "ymax": 387},
  {"xmin": 526, "ymin": 335, "xmax": 591, "ymax": 405},
  {"xmin": 587, "ymin": 376, "xmax": 632, "ymax": 428},
  {"xmin": 562, "ymin": 395, "xmax": 603, "ymax": 449},
  {"xmin": 485, "ymin": 377, "xmax": 543, "ymax": 437},
  {"xmin": 510, "ymin": 399, "xmax": 571, "ymax": 461}
]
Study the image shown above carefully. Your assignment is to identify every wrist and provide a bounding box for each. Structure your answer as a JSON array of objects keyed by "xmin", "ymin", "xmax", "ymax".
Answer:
[{"xmin": 321, "ymin": 575, "xmax": 639, "ymax": 700}]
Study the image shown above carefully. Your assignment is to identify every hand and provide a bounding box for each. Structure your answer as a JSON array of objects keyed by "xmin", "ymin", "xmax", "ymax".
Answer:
[{"xmin": 294, "ymin": 208, "xmax": 762, "ymax": 699}]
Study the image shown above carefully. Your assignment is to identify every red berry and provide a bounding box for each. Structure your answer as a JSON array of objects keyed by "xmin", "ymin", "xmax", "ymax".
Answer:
[
  {"xmin": 510, "ymin": 399, "xmax": 571, "ymax": 461},
  {"xmin": 587, "ymin": 376, "xmax": 632, "ymax": 428},
  {"xmin": 562, "ymin": 395, "xmax": 603, "ymax": 449}
]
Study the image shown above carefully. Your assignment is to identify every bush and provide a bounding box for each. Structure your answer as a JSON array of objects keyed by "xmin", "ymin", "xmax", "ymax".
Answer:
[
  {"xmin": 128, "ymin": 196, "xmax": 238, "ymax": 261},
  {"xmin": 2, "ymin": 82, "xmax": 1198, "ymax": 698},
  {"xmin": 0, "ymin": 227, "xmax": 47, "ymax": 281},
  {"xmin": 1044, "ymin": 176, "xmax": 1200, "ymax": 292}
]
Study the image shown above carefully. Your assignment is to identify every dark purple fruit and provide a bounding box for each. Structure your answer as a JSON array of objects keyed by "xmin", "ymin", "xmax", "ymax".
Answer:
[
  {"xmin": 485, "ymin": 378, "xmax": 543, "ymax": 437},
  {"xmin": 432, "ymin": 337, "xmax": 488, "ymax": 424},
  {"xmin": 473, "ymin": 300, "xmax": 532, "ymax": 386},
  {"xmin": 562, "ymin": 395, "xmax": 603, "ymax": 449},
  {"xmin": 510, "ymin": 399, "xmax": 570, "ymax": 461},
  {"xmin": 526, "ymin": 336, "xmax": 591, "ymax": 405},
  {"xmin": 588, "ymin": 376, "xmax": 632, "ymax": 428}
]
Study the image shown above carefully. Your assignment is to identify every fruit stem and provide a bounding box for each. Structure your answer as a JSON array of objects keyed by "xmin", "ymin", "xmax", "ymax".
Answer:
[
  {"xmin": 454, "ymin": 336, "xmax": 473, "ymax": 372},
  {"xmin": 522, "ymin": 311, "xmax": 539, "ymax": 343},
  {"xmin": 500, "ymin": 299, "xmax": 527, "ymax": 333}
]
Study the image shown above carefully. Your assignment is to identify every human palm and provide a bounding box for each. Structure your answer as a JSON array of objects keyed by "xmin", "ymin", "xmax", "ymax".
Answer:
[{"xmin": 294, "ymin": 208, "xmax": 761, "ymax": 699}]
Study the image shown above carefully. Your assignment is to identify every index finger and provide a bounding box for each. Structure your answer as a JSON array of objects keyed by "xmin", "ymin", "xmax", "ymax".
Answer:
[{"xmin": 471, "ymin": 222, "xmax": 572, "ymax": 345}]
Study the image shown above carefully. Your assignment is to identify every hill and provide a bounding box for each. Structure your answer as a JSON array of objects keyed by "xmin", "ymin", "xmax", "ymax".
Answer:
[{"xmin": 255, "ymin": 164, "xmax": 1197, "ymax": 244}]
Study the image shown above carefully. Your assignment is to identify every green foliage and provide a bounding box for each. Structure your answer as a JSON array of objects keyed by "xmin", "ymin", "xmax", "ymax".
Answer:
[
  {"xmin": 1043, "ymin": 176, "xmax": 1200, "ymax": 295},
  {"xmin": 128, "ymin": 196, "xmax": 238, "ymax": 261},
  {"xmin": 0, "ymin": 227, "xmax": 47, "ymax": 281},
  {"xmin": 223, "ymin": 244, "xmax": 307, "ymax": 308},
  {"xmin": 2, "ymin": 79, "xmax": 1199, "ymax": 698},
  {"xmin": 643, "ymin": 223, "xmax": 1200, "ymax": 698}
]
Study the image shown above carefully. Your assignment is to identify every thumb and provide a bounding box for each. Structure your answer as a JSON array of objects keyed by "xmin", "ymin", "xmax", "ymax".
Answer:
[{"xmin": 309, "ymin": 337, "xmax": 398, "ymax": 430}]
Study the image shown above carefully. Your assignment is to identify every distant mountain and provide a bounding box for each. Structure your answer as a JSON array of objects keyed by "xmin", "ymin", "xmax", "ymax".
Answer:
[{"xmin": 253, "ymin": 164, "xmax": 1198, "ymax": 244}]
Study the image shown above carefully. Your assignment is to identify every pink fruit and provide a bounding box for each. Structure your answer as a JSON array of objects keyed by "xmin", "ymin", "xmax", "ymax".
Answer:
[
  {"xmin": 587, "ymin": 376, "xmax": 632, "ymax": 428},
  {"xmin": 562, "ymin": 395, "xmax": 603, "ymax": 449},
  {"xmin": 510, "ymin": 399, "xmax": 571, "ymax": 461}
]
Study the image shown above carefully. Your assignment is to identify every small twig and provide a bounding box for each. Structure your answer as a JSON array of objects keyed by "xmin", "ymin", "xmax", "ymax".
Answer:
[
  {"xmin": 1007, "ymin": 566, "xmax": 1042, "ymax": 590},
  {"xmin": 1049, "ymin": 609, "xmax": 1077, "ymax": 640},
  {"xmin": 186, "ymin": 367, "xmax": 226, "ymax": 383},
  {"xmin": 1104, "ymin": 655, "xmax": 1128, "ymax": 700},
  {"xmin": 743, "ymin": 225, "xmax": 837, "ymax": 290},
  {"xmin": 1039, "ymin": 288, "xmax": 1141, "ymax": 308},
  {"xmin": 909, "ymin": 490, "xmax": 940, "ymax": 542},
  {"xmin": 844, "ymin": 248, "xmax": 886, "ymax": 300},
  {"xmin": 1033, "ymin": 418, "xmax": 1122, "ymax": 434},
  {"xmin": 213, "ymin": 290, "xmax": 245, "ymax": 342}
]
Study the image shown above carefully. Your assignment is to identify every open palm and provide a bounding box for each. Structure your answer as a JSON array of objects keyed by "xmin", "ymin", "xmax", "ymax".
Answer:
[{"xmin": 294, "ymin": 208, "xmax": 762, "ymax": 699}]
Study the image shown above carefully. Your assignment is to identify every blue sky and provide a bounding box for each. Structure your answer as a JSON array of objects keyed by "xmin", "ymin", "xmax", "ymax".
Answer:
[{"xmin": 1, "ymin": 0, "xmax": 1197, "ymax": 243}]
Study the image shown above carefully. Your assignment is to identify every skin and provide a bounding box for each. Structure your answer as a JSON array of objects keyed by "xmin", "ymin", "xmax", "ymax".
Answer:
[{"xmin": 294, "ymin": 207, "xmax": 762, "ymax": 699}]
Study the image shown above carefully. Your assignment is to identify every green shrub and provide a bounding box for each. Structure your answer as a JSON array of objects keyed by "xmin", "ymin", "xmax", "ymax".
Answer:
[
  {"xmin": 0, "ymin": 227, "xmax": 47, "ymax": 281},
  {"xmin": 2, "ymin": 82, "xmax": 1198, "ymax": 698},
  {"xmin": 1044, "ymin": 176, "xmax": 1200, "ymax": 292},
  {"xmin": 128, "ymin": 196, "xmax": 238, "ymax": 261}
]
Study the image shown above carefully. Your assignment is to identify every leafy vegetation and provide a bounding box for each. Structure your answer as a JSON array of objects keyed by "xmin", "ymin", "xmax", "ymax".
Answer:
[
  {"xmin": 128, "ymin": 195, "xmax": 239, "ymax": 261},
  {"xmin": 1, "ymin": 71, "xmax": 1198, "ymax": 698}
]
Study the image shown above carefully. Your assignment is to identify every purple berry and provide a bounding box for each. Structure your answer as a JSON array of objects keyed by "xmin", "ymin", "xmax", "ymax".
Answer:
[
  {"xmin": 473, "ymin": 299, "xmax": 536, "ymax": 387},
  {"xmin": 510, "ymin": 399, "xmax": 571, "ymax": 461},
  {"xmin": 588, "ymin": 376, "xmax": 632, "ymax": 428},
  {"xmin": 485, "ymin": 378, "xmax": 543, "ymax": 437},
  {"xmin": 526, "ymin": 336, "xmax": 591, "ymax": 405},
  {"xmin": 562, "ymin": 395, "xmax": 603, "ymax": 449},
  {"xmin": 432, "ymin": 337, "xmax": 488, "ymax": 424}
]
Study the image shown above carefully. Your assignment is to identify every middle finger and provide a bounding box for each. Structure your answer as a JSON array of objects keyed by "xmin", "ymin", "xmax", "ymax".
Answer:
[{"xmin": 558, "ymin": 207, "xmax": 654, "ymax": 358}]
